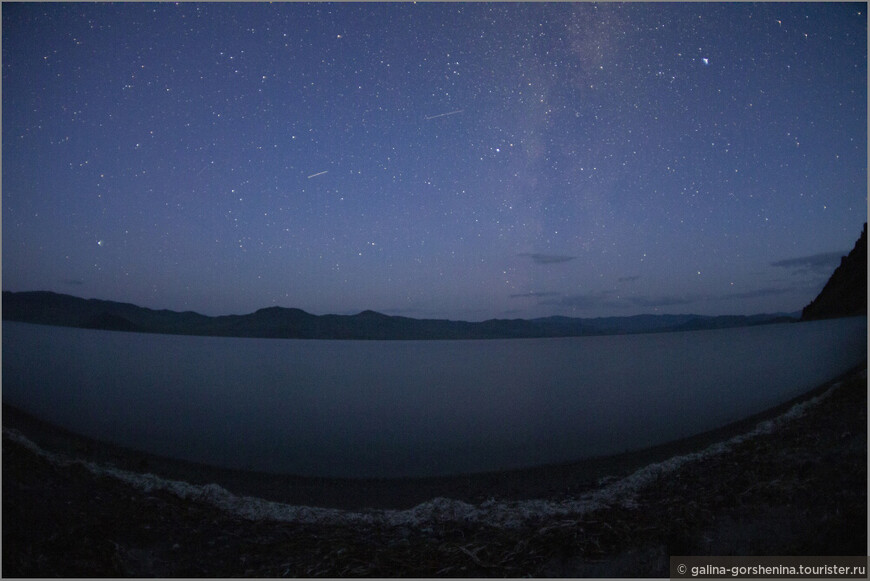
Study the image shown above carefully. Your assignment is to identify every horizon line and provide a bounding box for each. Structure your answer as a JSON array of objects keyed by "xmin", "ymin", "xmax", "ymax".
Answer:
[{"xmin": 2, "ymin": 289, "xmax": 804, "ymax": 323}]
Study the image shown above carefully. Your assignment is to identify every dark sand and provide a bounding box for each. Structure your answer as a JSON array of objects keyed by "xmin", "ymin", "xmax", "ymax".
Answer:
[{"xmin": 3, "ymin": 364, "xmax": 867, "ymax": 576}]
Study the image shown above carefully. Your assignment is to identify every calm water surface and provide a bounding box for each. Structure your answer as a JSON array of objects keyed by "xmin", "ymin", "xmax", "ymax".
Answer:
[{"xmin": 3, "ymin": 318, "xmax": 866, "ymax": 478}]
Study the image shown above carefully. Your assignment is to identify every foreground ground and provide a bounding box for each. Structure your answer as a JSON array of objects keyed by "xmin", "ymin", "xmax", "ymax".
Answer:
[{"xmin": 3, "ymin": 366, "xmax": 866, "ymax": 577}]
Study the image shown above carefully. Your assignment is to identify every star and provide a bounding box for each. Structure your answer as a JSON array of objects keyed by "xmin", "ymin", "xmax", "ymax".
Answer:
[{"xmin": 1, "ymin": 2, "xmax": 864, "ymax": 320}]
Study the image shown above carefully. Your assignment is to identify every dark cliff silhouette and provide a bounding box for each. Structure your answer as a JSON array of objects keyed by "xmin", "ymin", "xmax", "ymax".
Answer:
[
  {"xmin": 1, "ymin": 291, "xmax": 796, "ymax": 340},
  {"xmin": 802, "ymin": 223, "xmax": 867, "ymax": 321}
]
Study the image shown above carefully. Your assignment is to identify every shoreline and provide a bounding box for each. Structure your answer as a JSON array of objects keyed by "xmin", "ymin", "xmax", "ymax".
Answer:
[
  {"xmin": 3, "ymin": 363, "xmax": 865, "ymax": 511},
  {"xmin": 4, "ymin": 364, "xmax": 866, "ymax": 576}
]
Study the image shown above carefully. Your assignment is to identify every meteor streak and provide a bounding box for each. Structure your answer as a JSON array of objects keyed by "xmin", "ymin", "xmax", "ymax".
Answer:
[
  {"xmin": 307, "ymin": 170, "xmax": 328, "ymax": 179},
  {"xmin": 424, "ymin": 109, "xmax": 464, "ymax": 120}
]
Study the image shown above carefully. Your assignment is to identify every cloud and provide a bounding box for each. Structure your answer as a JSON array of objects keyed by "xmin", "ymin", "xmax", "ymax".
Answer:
[
  {"xmin": 771, "ymin": 251, "xmax": 845, "ymax": 272},
  {"xmin": 539, "ymin": 290, "xmax": 703, "ymax": 311},
  {"xmin": 498, "ymin": 308, "xmax": 525, "ymax": 317},
  {"xmin": 509, "ymin": 291, "xmax": 562, "ymax": 299},
  {"xmin": 517, "ymin": 253, "xmax": 576, "ymax": 265},
  {"xmin": 720, "ymin": 286, "xmax": 793, "ymax": 300},
  {"xmin": 627, "ymin": 295, "xmax": 700, "ymax": 308},
  {"xmin": 617, "ymin": 275, "xmax": 640, "ymax": 283},
  {"xmin": 539, "ymin": 290, "xmax": 619, "ymax": 310},
  {"xmin": 531, "ymin": 284, "xmax": 801, "ymax": 314}
]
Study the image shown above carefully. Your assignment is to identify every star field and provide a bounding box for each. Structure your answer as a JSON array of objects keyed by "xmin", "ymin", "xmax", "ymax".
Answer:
[{"xmin": 3, "ymin": 3, "xmax": 866, "ymax": 320}]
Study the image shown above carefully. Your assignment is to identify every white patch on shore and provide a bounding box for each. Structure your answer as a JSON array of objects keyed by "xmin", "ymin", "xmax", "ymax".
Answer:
[{"xmin": 2, "ymin": 375, "xmax": 852, "ymax": 529}]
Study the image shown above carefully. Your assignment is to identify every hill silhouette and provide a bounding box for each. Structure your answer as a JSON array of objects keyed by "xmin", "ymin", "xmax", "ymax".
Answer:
[
  {"xmin": 802, "ymin": 223, "xmax": 867, "ymax": 321},
  {"xmin": 2, "ymin": 290, "xmax": 796, "ymax": 340}
]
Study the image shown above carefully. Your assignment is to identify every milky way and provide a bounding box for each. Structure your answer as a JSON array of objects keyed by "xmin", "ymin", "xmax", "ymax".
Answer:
[{"xmin": 3, "ymin": 3, "xmax": 866, "ymax": 319}]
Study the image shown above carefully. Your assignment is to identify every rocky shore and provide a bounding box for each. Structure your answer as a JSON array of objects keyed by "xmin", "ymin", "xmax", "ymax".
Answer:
[{"xmin": 3, "ymin": 365, "xmax": 866, "ymax": 577}]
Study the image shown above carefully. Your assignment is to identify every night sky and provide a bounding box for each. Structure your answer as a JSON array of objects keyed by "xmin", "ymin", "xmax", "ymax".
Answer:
[{"xmin": 3, "ymin": 3, "xmax": 866, "ymax": 321}]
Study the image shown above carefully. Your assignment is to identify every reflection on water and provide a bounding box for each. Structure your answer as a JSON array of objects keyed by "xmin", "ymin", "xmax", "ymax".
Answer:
[{"xmin": 2, "ymin": 317, "xmax": 866, "ymax": 478}]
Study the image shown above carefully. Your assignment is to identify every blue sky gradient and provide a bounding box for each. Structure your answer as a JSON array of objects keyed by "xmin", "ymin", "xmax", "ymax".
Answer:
[{"xmin": 3, "ymin": 3, "xmax": 866, "ymax": 320}]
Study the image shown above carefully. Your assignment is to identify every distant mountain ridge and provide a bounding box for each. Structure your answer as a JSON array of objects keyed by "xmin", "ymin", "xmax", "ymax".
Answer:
[{"xmin": 2, "ymin": 290, "xmax": 798, "ymax": 340}]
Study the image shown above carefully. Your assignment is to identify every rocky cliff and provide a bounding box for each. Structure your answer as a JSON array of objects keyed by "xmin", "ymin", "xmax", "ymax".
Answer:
[{"xmin": 801, "ymin": 223, "xmax": 867, "ymax": 321}]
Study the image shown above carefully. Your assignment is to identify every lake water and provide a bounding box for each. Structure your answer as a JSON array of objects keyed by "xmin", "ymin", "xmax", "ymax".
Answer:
[{"xmin": 2, "ymin": 317, "xmax": 866, "ymax": 478}]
